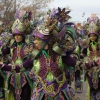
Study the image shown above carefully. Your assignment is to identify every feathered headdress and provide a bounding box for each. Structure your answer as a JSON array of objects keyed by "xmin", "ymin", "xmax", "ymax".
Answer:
[
  {"xmin": 88, "ymin": 22, "xmax": 98, "ymax": 36},
  {"xmin": 55, "ymin": 7, "xmax": 71, "ymax": 22},
  {"xmin": 83, "ymin": 14, "xmax": 100, "ymax": 36},
  {"xmin": 11, "ymin": 19, "xmax": 26, "ymax": 35},
  {"xmin": 33, "ymin": 17, "xmax": 58, "ymax": 42},
  {"xmin": 11, "ymin": 9, "xmax": 32, "ymax": 35},
  {"xmin": 87, "ymin": 14, "xmax": 99, "ymax": 24}
]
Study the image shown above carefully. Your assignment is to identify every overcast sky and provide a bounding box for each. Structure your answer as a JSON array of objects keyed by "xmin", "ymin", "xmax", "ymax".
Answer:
[{"xmin": 49, "ymin": 0, "xmax": 100, "ymax": 23}]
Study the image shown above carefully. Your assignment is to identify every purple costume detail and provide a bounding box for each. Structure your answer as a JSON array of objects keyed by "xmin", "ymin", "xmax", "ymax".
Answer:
[
  {"xmin": 33, "ymin": 30, "xmax": 50, "ymax": 42},
  {"xmin": 2, "ymin": 47, "xmax": 10, "ymax": 55},
  {"xmin": 12, "ymin": 47, "xmax": 25, "ymax": 62},
  {"xmin": 62, "ymin": 55, "xmax": 76, "ymax": 67},
  {"xmin": 38, "ymin": 54, "xmax": 62, "ymax": 79},
  {"xmin": 31, "ymin": 52, "xmax": 76, "ymax": 99},
  {"xmin": 12, "ymin": 28, "xmax": 24, "ymax": 35},
  {"xmin": 0, "ymin": 44, "xmax": 33, "ymax": 100},
  {"xmin": 0, "ymin": 58, "xmax": 33, "ymax": 73}
]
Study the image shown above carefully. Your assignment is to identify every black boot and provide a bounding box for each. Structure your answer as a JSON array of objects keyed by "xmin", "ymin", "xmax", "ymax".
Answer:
[
  {"xmin": 0, "ymin": 88, "xmax": 4, "ymax": 99},
  {"xmin": 75, "ymin": 78, "xmax": 83, "ymax": 93}
]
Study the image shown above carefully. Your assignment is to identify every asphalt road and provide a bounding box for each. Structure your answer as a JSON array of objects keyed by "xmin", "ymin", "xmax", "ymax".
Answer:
[{"xmin": 72, "ymin": 81, "xmax": 88, "ymax": 100}]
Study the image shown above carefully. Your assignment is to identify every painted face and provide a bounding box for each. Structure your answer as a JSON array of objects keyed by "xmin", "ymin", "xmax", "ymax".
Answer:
[
  {"xmin": 33, "ymin": 37, "xmax": 46, "ymax": 50},
  {"xmin": 89, "ymin": 34, "xmax": 97, "ymax": 42},
  {"xmin": 14, "ymin": 34, "xmax": 23, "ymax": 42}
]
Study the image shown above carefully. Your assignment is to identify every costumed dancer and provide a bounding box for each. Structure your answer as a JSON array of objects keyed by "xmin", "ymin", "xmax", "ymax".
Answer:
[
  {"xmin": 74, "ymin": 23, "xmax": 84, "ymax": 93},
  {"xmin": 0, "ymin": 9, "xmax": 34, "ymax": 100},
  {"xmin": 0, "ymin": 20, "xmax": 6, "ymax": 99},
  {"xmin": 30, "ymin": 7, "xmax": 80, "ymax": 100},
  {"xmin": 80, "ymin": 14, "xmax": 100, "ymax": 100}
]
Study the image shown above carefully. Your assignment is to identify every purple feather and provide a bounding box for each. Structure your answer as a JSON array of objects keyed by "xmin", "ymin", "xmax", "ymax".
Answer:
[
  {"xmin": 50, "ymin": 8, "xmax": 58, "ymax": 18},
  {"xmin": 14, "ymin": 10, "xmax": 20, "ymax": 20}
]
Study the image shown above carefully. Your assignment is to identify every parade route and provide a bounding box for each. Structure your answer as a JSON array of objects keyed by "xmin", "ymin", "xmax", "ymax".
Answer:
[
  {"xmin": 72, "ymin": 81, "xmax": 88, "ymax": 100},
  {"xmin": 0, "ymin": 0, "xmax": 100, "ymax": 99}
]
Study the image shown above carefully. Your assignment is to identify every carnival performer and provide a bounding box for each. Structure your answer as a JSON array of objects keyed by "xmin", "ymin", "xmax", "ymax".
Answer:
[
  {"xmin": 0, "ymin": 20, "xmax": 5, "ymax": 99},
  {"xmin": 29, "ymin": 7, "xmax": 80, "ymax": 100},
  {"xmin": 80, "ymin": 14, "xmax": 100, "ymax": 100},
  {"xmin": 74, "ymin": 23, "xmax": 84, "ymax": 93},
  {"xmin": 0, "ymin": 9, "xmax": 34, "ymax": 100}
]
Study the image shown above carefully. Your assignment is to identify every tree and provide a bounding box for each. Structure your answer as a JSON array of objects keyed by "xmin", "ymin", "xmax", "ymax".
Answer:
[
  {"xmin": 21, "ymin": 0, "xmax": 53, "ymax": 21},
  {"xmin": 0, "ymin": 0, "xmax": 53, "ymax": 22},
  {"xmin": 0, "ymin": 0, "xmax": 26, "ymax": 21},
  {"xmin": 0, "ymin": 0, "xmax": 15, "ymax": 21}
]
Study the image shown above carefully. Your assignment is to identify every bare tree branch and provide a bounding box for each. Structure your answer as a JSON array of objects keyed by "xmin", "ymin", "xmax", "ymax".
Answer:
[{"xmin": 0, "ymin": 0, "xmax": 53, "ymax": 22}]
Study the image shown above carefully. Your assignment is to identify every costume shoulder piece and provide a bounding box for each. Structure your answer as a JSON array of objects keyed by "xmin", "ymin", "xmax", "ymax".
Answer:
[{"xmin": 32, "ymin": 7, "xmax": 76, "ymax": 56}]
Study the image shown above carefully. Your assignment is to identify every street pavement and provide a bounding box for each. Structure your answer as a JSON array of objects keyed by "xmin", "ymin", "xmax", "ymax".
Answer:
[{"xmin": 72, "ymin": 81, "xmax": 88, "ymax": 100}]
